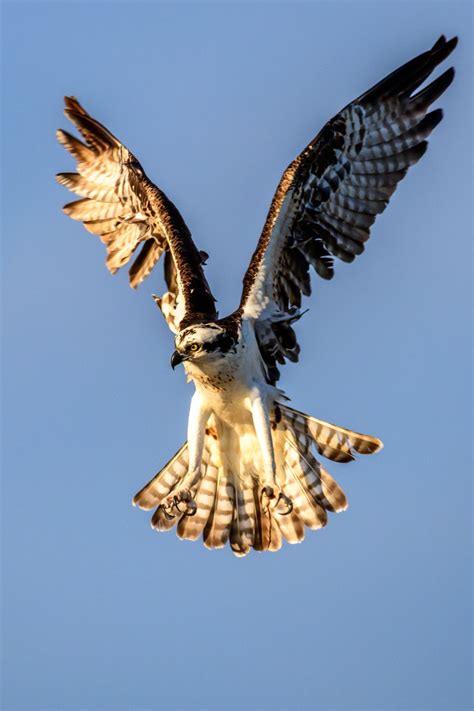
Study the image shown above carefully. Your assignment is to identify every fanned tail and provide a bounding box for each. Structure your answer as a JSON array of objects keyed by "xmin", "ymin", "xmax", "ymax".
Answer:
[{"xmin": 133, "ymin": 406, "xmax": 382, "ymax": 557}]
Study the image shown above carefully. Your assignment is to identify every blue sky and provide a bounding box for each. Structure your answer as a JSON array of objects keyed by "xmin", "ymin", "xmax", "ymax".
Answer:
[{"xmin": 2, "ymin": 2, "xmax": 472, "ymax": 710}]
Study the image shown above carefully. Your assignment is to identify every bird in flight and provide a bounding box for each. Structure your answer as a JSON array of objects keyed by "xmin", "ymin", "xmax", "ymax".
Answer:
[{"xmin": 57, "ymin": 36, "xmax": 456, "ymax": 556}]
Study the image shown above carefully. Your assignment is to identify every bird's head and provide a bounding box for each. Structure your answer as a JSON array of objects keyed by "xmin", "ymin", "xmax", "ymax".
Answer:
[{"xmin": 171, "ymin": 323, "xmax": 237, "ymax": 369}]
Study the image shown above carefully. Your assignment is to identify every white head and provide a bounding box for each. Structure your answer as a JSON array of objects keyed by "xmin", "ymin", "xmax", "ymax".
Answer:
[{"xmin": 170, "ymin": 323, "xmax": 237, "ymax": 369}]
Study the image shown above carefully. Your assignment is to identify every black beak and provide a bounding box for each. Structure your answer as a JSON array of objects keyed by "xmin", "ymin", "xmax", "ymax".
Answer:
[{"xmin": 170, "ymin": 350, "xmax": 185, "ymax": 370}]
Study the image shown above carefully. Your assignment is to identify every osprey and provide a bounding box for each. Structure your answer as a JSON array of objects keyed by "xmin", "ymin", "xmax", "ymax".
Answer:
[{"xmin": 57, "ymin": 36, "xmax": 456, "ymax": 556}]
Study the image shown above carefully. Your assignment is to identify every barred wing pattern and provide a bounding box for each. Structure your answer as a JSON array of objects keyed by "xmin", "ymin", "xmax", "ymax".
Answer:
[
  {"xmin": 239, "ymin": 36, "xmax": 457, "ymax": 383},
  {"xmin": 57, "ymin": 97, "xmax": 216, "ymax": 329}
]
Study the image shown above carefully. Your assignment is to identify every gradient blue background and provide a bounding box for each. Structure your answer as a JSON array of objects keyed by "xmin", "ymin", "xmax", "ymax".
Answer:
[{"xmin": 2, "ymin": 2, "xmax": 472, "ymax": 710}]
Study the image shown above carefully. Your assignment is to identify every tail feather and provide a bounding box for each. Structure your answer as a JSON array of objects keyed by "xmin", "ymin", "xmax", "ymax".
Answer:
[
  {"xmin": 133, "ymin": 405, "xmax": 382, "ymax": 557},
  {"xmin": 291, "ymin": 415, "xmax": 356, "ymax": 463},
  {"xmin": 283, "ymin": 434, "xmax": 328, "ymax": 529},
  {"xmin": 276, "ymin": 508, "xmax": 305, "ymax": 544},
  {"xmin": 320, "ymin": 467, "xmax": 348, "ymax": 513},
  {"xmin": 252, "ymin": 489, "xmax": 282, "ymax": 552},
  {"xmin": 288, "ymin": 431, "xmax": 348, "ymax": 513},
  {"xmin": 267, "ymin": 517, "xmax": 283, "ymax": 552},
  {"xmin": 151, "ymin": 504, "xmax": 178, "ymax": 532},
  {"xmin": 282, "ymin": 404, "xmax": 383, "ymax": 460},
  {"xmin": 133, "ymin": 443, "xmax": 188, "ymax": 510},
  {"xmin": 230, "ymin": 484, "xmax": 256, "ymax": 557},
  {"xmin": 203, "ymin": 467, "xmax": 235, "ymax": 549},
  {"xmin": 177, "ymin": 447, "xmax": 219, "ymax": 541}
]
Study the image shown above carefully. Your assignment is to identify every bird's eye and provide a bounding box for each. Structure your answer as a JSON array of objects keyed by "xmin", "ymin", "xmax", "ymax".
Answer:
[{"xmin": 189, "ymin": 343, "xmax": 199, "ymax": 352}]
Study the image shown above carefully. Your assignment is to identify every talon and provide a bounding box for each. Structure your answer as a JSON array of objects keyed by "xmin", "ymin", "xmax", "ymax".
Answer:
[
  {"xmin": 161, "ymin": 488, "xmax": 196, "ymax": 517},
  {"xmin": 162, "ymin": 506, "xmax": 176, "ymax": 520},
  {"xmin": 260, "ymin": 486, "xmax": 293, "ymax": 515},
  {"xmin": 274, "ymin": 492, "xmax": 293, "ymax": 516},
  {"xmin": 160, "ymin": 497, "xmax": 176, "ymax": 519}
]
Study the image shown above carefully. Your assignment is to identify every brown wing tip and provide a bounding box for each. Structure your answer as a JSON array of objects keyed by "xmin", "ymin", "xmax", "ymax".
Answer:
[
  {"xmin": 433, "ymin": 34, "xmax": 458, "ymax": 51},
  {"xmin": 56, "ymin": 172, "xmax": 76, "ymax": 187},
  {"xmin": 432, "ymin": 35, "xmax": 446, "ymax": 50},
  {"xmin": 430, "ymin": 35, "xmax": 458, "ymax": 62},
  {"xmin": 443, "ymin": 66, "xmax": 456, "ymax": 86},
  {"xmin": 106, "ymin": 263, "xmax": 119, "ymax": 276},
  {"xmin": 56, "ymin": 128, "xmax": 71, "ymax": 146},
  {"xmin": 64, "ymin": 95, "xmax": 87, "ymax": 115}
]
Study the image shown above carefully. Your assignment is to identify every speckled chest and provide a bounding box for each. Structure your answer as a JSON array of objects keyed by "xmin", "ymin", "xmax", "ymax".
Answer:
[
  {"xmin": 184, "ymin": 345, "xmax": 243, "ymax": 393},
  {"xmin": 184, "ymin": 321, "xmax": 263, "ymax": 396}
]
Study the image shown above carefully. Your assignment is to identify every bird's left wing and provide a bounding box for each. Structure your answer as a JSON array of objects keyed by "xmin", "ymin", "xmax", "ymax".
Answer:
[
  {"xmin": 57, "ymin": 97, "xmax": 217, "ymax": 331},
  {"xmin": 238, "ymin": 36, "xmax": 457, "ymax": 383}
]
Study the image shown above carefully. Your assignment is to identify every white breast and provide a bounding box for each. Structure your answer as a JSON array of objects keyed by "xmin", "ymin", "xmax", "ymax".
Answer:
[{"xmin": 184, "ymin": 319, "xmax": 273, "ymax": 424}]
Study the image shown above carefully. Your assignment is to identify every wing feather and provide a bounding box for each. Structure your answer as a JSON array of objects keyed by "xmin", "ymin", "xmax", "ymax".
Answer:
[
  {"xmin": 57, "ymin": 96, "xmax": 217, "ymax": 329},
  {"xmin": 237, "ymin": 36, "xmax": 456, "ymax": 383}
]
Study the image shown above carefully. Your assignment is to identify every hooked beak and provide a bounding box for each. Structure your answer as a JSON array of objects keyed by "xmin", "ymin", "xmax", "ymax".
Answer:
[{"xmin": 170, "ymin": 350, "xmax": 186, "ymax": 369}]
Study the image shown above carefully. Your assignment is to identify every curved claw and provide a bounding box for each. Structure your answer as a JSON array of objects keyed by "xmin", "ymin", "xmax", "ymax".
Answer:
[
  {"xmin": 260, "ymin": 486, "xmax": 293, "ymax": 515},
  {"xmin": 162, "ymin": 488, "xmax": 197, "ymax": 517},
  {"xmin": 162, "ymin": 505, "xmax": 176, "ymax": 521},
  {"xmin": 274, "ymin": 492, "xmax": 293, "ymax": 516}
]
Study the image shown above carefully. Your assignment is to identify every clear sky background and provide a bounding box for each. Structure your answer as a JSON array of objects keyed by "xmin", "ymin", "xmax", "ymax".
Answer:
[{"xmin": 2, "ymin": 2, "xmax": 472, "ymax": 710}]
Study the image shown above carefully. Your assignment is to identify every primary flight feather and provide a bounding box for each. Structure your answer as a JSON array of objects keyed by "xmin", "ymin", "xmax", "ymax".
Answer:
[{"xmin": 57, "ymin": 36, "xmax": 456, "ymax": 556}]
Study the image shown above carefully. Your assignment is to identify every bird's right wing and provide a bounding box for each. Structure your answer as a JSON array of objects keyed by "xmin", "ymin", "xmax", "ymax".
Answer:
[{"xmin": 57, "ymin": 97, "xmax": 217, "ymax": 331}]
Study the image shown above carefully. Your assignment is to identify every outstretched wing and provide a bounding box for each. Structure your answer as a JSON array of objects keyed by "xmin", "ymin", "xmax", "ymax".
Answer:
[
  {"xmin": 238, "ymin": 36, "xmax": 457, "ymax": 383},
  {"xmin": 57, "ymin": 97, "xmax": 217, "ymax": 330}
]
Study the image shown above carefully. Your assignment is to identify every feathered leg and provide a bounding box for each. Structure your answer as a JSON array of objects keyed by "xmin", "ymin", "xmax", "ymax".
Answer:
[
  {"xmin": 134, "ymin": 402, "xmax": 382, "ymax": 556},
  {"xmin": 250, "ymin": 391, "xmax": 293, "ymax": 514},
  {"xmin": 160, "ymin": 391, "xmax": 210, "ymax": 518},
  {"xmin": 177, "ymin": 442, "xmax": 220, "ymax": 541}
]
